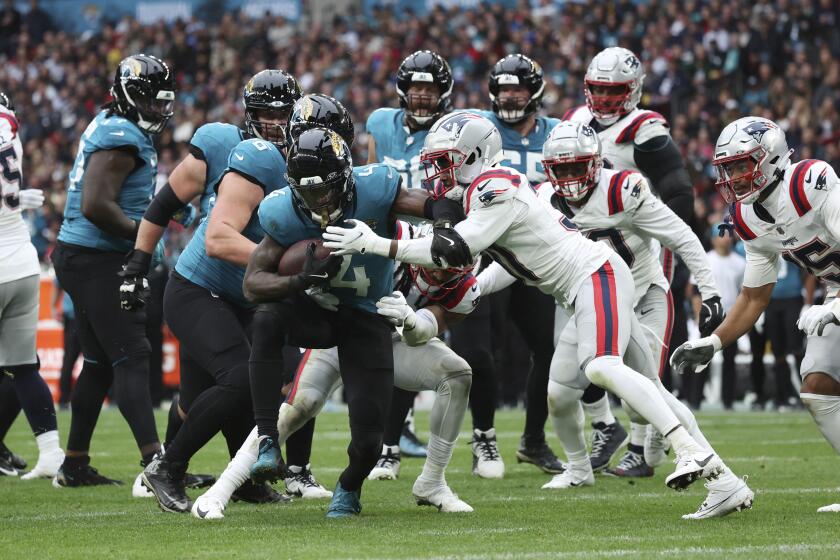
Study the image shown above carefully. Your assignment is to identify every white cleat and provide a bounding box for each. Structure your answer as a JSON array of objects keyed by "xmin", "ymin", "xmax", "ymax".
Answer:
[
  {"xmin": 817, "ymin": 503, "xmax": 840, "ymax": 513},
  {"xmin": 644, "ymin": 425, "xmax": 670, "ymax": 468},
  {"xmin": 471, "ymin": 428, "xmax": 505, "ymax": 479},
  {"xmin": 413, "ymin": 478, "xmax": 473, "ymax": 513},
  {"xmin": 367, "ymin": 446, "xmax": 400, "ymax": 480},
  {"xmin": 19, "ymin": 449, "xmax": 64, "ymax": 480},
  {"xmin": 541, "ymin": 469, "xmax": 594, "ymax": 490},
  {"xmin": 192, "ymin": 494, "xmax": 226, "ymax": 520},
  {"xmin": 666, "ymin": 451, "xmax": 724, "ymax": 491},
  {"xmin": 284, "ymin": 464, "xmax": 333, "ymax": 499},
  {"xmin": 132, "ymin": 472, "xmax": 154, "ymax": 498},
  {"xmin": 682, "ymin": 477, "xmax": 754, "ymax": 519}
]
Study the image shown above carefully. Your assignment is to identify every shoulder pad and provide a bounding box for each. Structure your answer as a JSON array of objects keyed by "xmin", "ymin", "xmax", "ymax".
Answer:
[
  {"xmin": 354, "ymin": 163, "xmax": 400, "ymax": 205},
  {"xmin": 438, "ymin": 274, "xmax": 480, "ymax": 314},
  {"xmin": 562, "ymin": 105, "xmax": 591, "ymax": 123},
  {"xmin": 227, "ymin": 138, "xmax": 284, "ymax": 191},
  {"xmin": 615, "ymin": 111, "xmax": 668, "ymax": 144},
  {"xmin": 90, "ymin": 115, "xmax": 146, "ymax": 150},
  {"xmin": 257, "ymin": 187, "xmax": 294, "ymax": 243},
  {"xmin": 0, "ymin": 108, "xmax": 19, "ymax": 141},
  {"xmin": 606, "ymin": 170, "xmax": 647, "ymax": 215},
  {"xmin": 365, "ymin": 108, "xmax": 397, "ymax": 133},
  {"xmin": 789, "ymin": 159, "xmax": 836, "ymax": 217},
  {"xmin": 730, "ymin": 202, "xmax": 758, "ymax": 241},
  {"xmin": 464, "ymin": 168, "xmax": 523, "ymax": 214}
]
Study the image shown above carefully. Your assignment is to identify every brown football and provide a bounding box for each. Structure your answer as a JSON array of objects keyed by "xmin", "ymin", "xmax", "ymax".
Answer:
[{"xmin": 277, "ymin": 239, "xmax": 333, "ymax": 276}]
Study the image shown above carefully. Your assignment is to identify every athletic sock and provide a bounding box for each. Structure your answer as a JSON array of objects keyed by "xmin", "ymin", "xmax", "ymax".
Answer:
[
  {"xmin": 629, "ymin": 422, "xmax": 647, "ymax": 448},
  {"xmin": 581, "ymin": 394, "xmax": 616, "ymax": 426},
  {"xmin": 419, "ymin": 435, "xmax": 453, "ymax": 484},
  {"xmin": 205, "ymin": 427, "xmax": 259, "ymax": 505}
]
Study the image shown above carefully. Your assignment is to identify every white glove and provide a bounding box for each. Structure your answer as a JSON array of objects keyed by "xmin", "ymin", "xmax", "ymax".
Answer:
[
  {"xmin": 305, "ymin": 287, "xmax": 340, "ymax": 312},
  {"xmin": 18, "ymin": 189, "xmax": 45, "ymax": 210},
  {"xmin": 797, "ymin": 300, "xmax": 840, "ymax": 337},
  {"xmin": 323, "ymin": 219, "xmax": 391, "ymax": 257},
  {"xmin": 669, "ymin": 334, "xmax": 722, "ymax": 375},
  {"xmin": 375, "ymin": 291, "xmax": 416, "ymax": 328}
]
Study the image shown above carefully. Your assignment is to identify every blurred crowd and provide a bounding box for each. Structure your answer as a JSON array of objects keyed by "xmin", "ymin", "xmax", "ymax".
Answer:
[{"xmin": 2, "ymin": 0, "xmax": 834, "ymax": 408}]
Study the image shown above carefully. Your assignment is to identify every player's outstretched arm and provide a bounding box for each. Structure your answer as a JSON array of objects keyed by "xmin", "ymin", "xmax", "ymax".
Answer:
[
  {"xmin": 375, "ymin": 291, "xmax": 468, "ymax": 346},
  {"xmin": 205, "ymin": 172, "xmax": 264, "ymax": 265},
  {"xmin": 80, "ymin": 148, "xmax": 141, "ymax": 241},
  {"xmin": 135, "ymin": 153, "xmax": 205, "ymax": 254}
]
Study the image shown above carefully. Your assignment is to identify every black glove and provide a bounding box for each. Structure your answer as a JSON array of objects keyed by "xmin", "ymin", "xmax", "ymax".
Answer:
[
  {"xmin": 699, "ymin": 295, "xmax": 725, "ymax": 337},
  {"xmin": 294, "ymin": 243, "xmax": 343, "ymax": 290},
  {"xmin": 118, "ymin": 249, "xmax": 152, "ymax": 311},
  {"xmin": 424, "ymin": 195, "xmax": 466, "ymax": 225},
  {"xmin": 430, "ymin": 221, "xmax": 472, "ymax": 268}
]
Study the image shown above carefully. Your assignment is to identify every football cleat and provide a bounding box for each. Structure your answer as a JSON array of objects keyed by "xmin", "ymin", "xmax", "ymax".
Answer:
[
  {"xmin": 0, "ymin": 442, "xmax": 26, "ymax": 472},
  {"xmin": 192, "ymin": 494, "xmax": 226, "ymax": 520},
  {"xmin": 368, "ymin": 446, "xmax": 401, "ymax": 480},
  {"xmin": 232, "ymin": 480, "xmax": 291, "ymax": 504},
  {"xmin": 284, "ymin": 464, "xmax": 333, "ymax": 499},
  {"xmin": 133, "ymin": 472, "xmax": 154, "ymax": 497},
  {"xmin": 250, "ymin": 436, "xmax": 285, "ymax": 484},
  {"xmin": 604, "ymin": 450, "xmax": 654, "ymax": 478},
  {"xmin": 817, "ymin": 503, "xmax": 840, "ymax": 513},
  {"xmin": 682, "ymin": 477, "xmax": 754, "ymax": 519},
  {"xmin": 185, "ymin": 472, "xmax": 216, "ymax": 489},
  {"xmin": 589, "ymin": 421, "xmax": 628, "ymax": 472},
  {"xmin": 52, "ymin": 460, "xmax": 123, "ymax": 487},
  {"xmin": 325, "ymin": 482, "xmax": 362, "ymax": 519},
  {"xmin": 666, "ymin": 450, "xmax": 724, "ymax": 491},
  {"xmin": 413, "ymin": 477, "xmax": 473, "ymax": 513},
  {"xmin": 644, "ymin": 425, "xmax": 671, "ymax": 468},
  {"xmin": 471, "ymin": 428, "xmax": 505, "ymax": 479},
  {"xmin": 399, "ymin": 423, "xmax": 428, "ymax": 458},
  {"xmin": 0, "ymin": 450, "xmax": 19, "ymax": 476},
  {"xmin": 141, "ymin": 457, "xmax": 192, "ymax": 513},
  {"xmin": 516, "ymin": 436, "xmax": 565, "ymax": 474},
  {"xmin": 541, "ymin": 468, "xmax": 595, "ymax": 490}
]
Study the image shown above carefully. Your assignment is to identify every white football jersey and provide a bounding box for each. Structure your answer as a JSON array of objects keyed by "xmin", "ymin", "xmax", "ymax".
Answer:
[
  {"xmin": 0, "ymin": 105, "xmax": 38, "ymax": 284},
  {"xmin": 536, "ymin": 169, "xmax": 718, "ymax": 304},
  {"xmin": 455, "ymin": 166, "xmax": 612, "ymax": 307},
  {"xmin": 732, "ymin": 158, "xmax": 840, "ymax": 298},
  {"xmin": 394, "ymin": 220, "xmax": 480, "ymax": 315},
  {"xmin": 564, "ymin": 106, "xmax": 670, "ymax": 172}
]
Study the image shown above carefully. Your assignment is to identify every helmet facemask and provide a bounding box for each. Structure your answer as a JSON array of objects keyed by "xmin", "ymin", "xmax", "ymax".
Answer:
[
  {"xmin": 713, "ymin": 146, "xmax": 769, "ymax": 204},
  {"xmin": 584, "ymin": 80, "xmax": 633, "ymax": 125},
  {"xmin": 246, "ymin": 106, "xmax": 292, "ymax": 148},
  {"xmin": 289, "ymin": 170, "xmax": 352, "ymax": 228},
  {"xmin": 543, "ymin": 154, "xmax": 602, "ymax": 202},
  {"xmin": 119, "ymin": 79, "xmax": 175, "ymax": 135},
  {"xmin": 408, "ymin": 263, "xmax": 474, "ymax": 302},
  {"xmin": 403, "ymin": 81, "xmax": 442, "ymax": 127}
]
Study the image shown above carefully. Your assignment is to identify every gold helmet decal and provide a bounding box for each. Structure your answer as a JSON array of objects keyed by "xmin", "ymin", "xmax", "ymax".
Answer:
[
  {"xmin": 121, "ymin": 57, "xmax": 143, "ymax": 78},
  {"xmin": 329, "ymin": 130, "xmax": 343, "ymax": 156},
  {"xmin": 301, "ymin": 96, "xmax": 314, "ymax": 120},
  {"xmin": 245, "ymin": 78, "xmax": 254, "ymax": 93}
]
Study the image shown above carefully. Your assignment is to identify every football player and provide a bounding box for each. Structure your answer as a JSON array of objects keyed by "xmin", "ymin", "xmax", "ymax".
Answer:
[
  {"xmin": 672, "ymin": 116, "xmax": 840, "ymax": 514},
  {"xmin": 523, "ymin": 121, "xmax": 752, "ymax": 518},
  {"xmin": 242, "ymin": 127, "xmax": 461, "ymax": 518},
  {"xmin": 324, "ymin": 113, "xmax": 729, "ymax": 518},
  {"xmin": 564, "ymin": 47, "xmax": 702, "ymax": 472},
  {"xmin": 366, "ymin": 49, "xmax": 454, "ymax": 462},
  {"xmin": 192, "ymin": 223, "xmax": 476, "ymax": 519},
  {"xmin": 0, "ymin": 91, "xmax": 63, "ymax": 479},
  {"xmin": 52, "ymin": 54, "xmax": 174, "ymax": 487},
  {"xmin": 460, "ymin": 54, "xmax": 563, "ymax": 478}
]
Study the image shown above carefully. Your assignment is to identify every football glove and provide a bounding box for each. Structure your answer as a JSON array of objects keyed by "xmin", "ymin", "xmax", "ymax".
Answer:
[
  {"xmin": 670, "ymin": 334, "xmax": 722, "ymax": 375},
  {"xmin": 118, "ymin": 249, "xmax": 152, "ymax": 311},
  {"xmin": 323, "ymin": 219, "xmax": 391, "ymax": 257},
  {"xmin": 305, "ymin": 287, "xmax": 340, "ymax": 312},
  {"xmin": 699, "ymin": 295, "xmax": 725, "ymax": 337},
  {"xmin": 296, "ymin": 242, "xmax": 343, "ymax": 290},
  {"xmin": 18, "ymin": 189, "xmax": 45, "ymax": 210},
  {"xmin": 430, "ymin": 221, "xmax": 471, "ymax": 268},
  {"xmin": 797, "ymin": 299, "xmax": 840, "ymax": 337},
  {"xmin": 375, "ymin": 291, "xmax": 416, "ymax": 328}
]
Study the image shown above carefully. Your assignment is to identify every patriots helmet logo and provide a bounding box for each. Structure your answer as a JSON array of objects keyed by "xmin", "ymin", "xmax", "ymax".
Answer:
[
  {"xmin": 439, "ymin": 112, "xmax": 483, "ymax": 133},
  {"xmin": 742, "ymin": 121, "xmax": 775, "ymax": 142}
]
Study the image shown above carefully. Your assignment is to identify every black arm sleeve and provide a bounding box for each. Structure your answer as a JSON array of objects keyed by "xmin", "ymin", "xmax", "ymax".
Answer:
[
  {"xmin": 633, "ymin": 136, "xmax": 694, "ymax": 223},
  {"xmin": 143, "ymin": 182, "xmax": 189, "ymax": 227}
]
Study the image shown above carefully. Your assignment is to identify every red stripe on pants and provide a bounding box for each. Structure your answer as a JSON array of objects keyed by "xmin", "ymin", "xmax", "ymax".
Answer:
[
  {"xmin": 286, "ymin": 349, "xmax": 312, "ymax": 405},
  {"xmin": 591, "ymin": 268, "xmax": 608, "ymax": 356},
  {"xmin": 658, "ymin": 290, "xmax": 675, "ymax": 378},
  {"xmin": 603, "ymin": 261, "xmax": 619, "ymax": 356}
]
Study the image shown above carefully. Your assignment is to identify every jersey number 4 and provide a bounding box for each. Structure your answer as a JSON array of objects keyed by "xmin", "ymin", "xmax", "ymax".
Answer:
[
  {"xmin": 0, "ymin": 144, "xmax": 21, "ymax": 209},
  {"xmin": 331, "ymin": 255, "xmax": 371, "ymax": 296}
]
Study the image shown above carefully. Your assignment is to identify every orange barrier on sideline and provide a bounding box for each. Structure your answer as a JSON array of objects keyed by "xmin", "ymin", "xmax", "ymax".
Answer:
[{"xmin": 36, "ymin": 276, "xmax": 181, "ymax": 401}]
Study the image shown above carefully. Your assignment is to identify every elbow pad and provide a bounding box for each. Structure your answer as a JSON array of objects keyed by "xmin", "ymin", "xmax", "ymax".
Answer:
[{"xmin": 144, "ymin": 182, "xmax": 189, "ymax": 227}]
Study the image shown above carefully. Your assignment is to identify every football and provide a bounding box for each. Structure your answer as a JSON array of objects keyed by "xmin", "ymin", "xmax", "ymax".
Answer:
[{"xmin": 277, "ymin": 238, "xmax": 333, "ymax": 276}]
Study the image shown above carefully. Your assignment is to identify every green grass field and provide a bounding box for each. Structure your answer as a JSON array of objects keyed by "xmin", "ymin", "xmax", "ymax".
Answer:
[{"xmin": 1, "ymin": 408, "xmax": 838, "ymax": 559}]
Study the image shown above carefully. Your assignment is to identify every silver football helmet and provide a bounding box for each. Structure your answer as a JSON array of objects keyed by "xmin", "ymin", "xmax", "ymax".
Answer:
[
  {"xmin": 421, "ymin": 112, "xmax": 502, "ymax": 201},
  {"xmin": 713, "ymin": 116, "xmax": 792, "ymax": 204},
  {"xmin": 541, "ymin": 121, "xmax": 603, "ymax": 202},
  {"xmin": 584, "ymin": 47, "xmax": 645, "ymax": 126}
]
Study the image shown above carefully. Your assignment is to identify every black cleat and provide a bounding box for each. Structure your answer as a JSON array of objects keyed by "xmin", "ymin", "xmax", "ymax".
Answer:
[
  {"xmin": 604, "ymin": 449, "xmax": 654, "ymax": 478},
  {"xmin": 232, "ymin": 480, "xmax": 292, "ymax": 504},
  {"xmin": 589, "ymin": 421, "xmax": 628, "ymax": 472},
  {"xmin": 516, "ymin": 436, "xmax": 565, "ymax": 474},
  {"xmin": 185, "ymin": 473, "xmax": 216, "ymax": 489},
  {"xmin": 52, "ymin": 458, "xmax": 123, "ymax": 487},
  {"xmin": 0, "ymin": 443, "xmax": 27, "ymax": 472},
  {"xmin": 141, "ymin": 457, "xmax": 192, "ymax": 513}
]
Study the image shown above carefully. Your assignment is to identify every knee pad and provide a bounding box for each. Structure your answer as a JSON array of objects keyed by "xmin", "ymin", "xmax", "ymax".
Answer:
[
  {"xmin": 438, "ymin": 371, "xmax": 472, "ymax": 400},
  {"xmin": 431, "ymin": 352, "xmax": 471, "ymax": 393},
  {"xmin": 547, "ymin": 379, "xmax": 582, "ymax": 414},
  {"xmin": 286, "ymin": 386, "xmax": 326, "ymax": 419},
  {"xmin": 583, "ymin": 356, "xmax": 624, "ymax": 388}
]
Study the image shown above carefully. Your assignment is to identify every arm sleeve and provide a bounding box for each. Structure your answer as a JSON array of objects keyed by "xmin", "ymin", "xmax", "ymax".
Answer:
[
  {"xmin": 633, "ymin": 136, "xmax": 693, "ymax": 222},
  {"xmin": 476, "ymin": 260, "xmax": 517, "ymax": 295},
  {"xmin": 630, "ymin": 190, "xmax": 720, "ymax": 298},
  {"xmin": 743, "ymin": 242, "xmax": 780, "ymax": 288}
]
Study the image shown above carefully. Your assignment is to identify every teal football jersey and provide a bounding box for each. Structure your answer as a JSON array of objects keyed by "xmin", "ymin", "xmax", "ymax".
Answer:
[
  {"xmin": 467, "ymin": 109, "xmax": 559, "ymax": 185},
  {"xmin": 258, "ymin": 164, "xmax": 400, "ymax": 313},
  {"xmin": 176, "ymin": 138, "xmax": 286, "ymax": 306},
  {"xmin": 366, "ymin": 108, "xmax": 430, "ymax": 189},
  {"xmin": 189, "ymin": 122, "xmax": 245, "ymax": 219},
  {"xmin": 58, "ymin": 111, "xmax": 157, "ymax": 252}
]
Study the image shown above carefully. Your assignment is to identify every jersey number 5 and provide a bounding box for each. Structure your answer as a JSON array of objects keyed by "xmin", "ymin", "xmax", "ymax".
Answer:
[
  {"xmin": 331, "ymin": 255, "xmax": 371, "ymax": 296},
  {"xmin": 0, "ymin": 145, "xmax": 21, "ymax": 209},
  {"xmin": 784, "ymin": 238, "xmax": 840, "ymax": 284}
]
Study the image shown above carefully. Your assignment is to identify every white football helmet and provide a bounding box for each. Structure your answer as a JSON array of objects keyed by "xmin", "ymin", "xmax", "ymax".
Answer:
[
  {"xmin": 541, "ymin": 121, "xmax": 603, "ymax": 202},
  {"xmin": 584, "ymin": 47, "xmax": 645, "ymax": 126},
  {"xmin": 713, "ymin": 116, "xmax": 792, "ymax": 204},
  {"xmin": 420, "ymin": 112, "xmax": 502, "ymax": 201}
]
